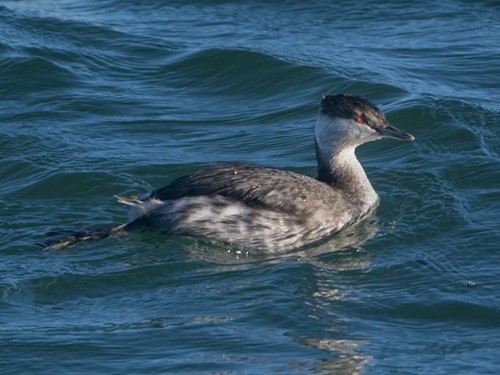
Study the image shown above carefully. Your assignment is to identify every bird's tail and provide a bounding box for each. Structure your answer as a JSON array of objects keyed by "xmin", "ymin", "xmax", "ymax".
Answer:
[
  {"xmin": 37, "ymin": 224, "xmax": 128, "ymax": 251},
  {"xmin": 38, "ymin": 195, "xmax": 150, "ymax": 250}
]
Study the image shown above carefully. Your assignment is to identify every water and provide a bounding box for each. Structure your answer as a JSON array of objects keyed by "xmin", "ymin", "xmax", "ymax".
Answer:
[{"xmin": 1, "ymin": 0, "xmax": 499, "ymax": 373}]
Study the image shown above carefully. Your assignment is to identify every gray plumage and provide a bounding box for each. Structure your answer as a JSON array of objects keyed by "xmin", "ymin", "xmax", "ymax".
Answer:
[
  {"xmin": 149, "ymin": 162, "xmax": 345, "ymax": 215},
  {"xmin": 44, "ymin": 94, "xmax": 414, "ymax": 252},
  {"xmin": 122, "ymin": 162, "xmax": 363, "ymax": 251}
]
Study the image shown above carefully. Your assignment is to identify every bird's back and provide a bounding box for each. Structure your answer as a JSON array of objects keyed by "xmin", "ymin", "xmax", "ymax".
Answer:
[{"xmin": 146, "ymin": 162, "xmax": 346, "ymax": 217}]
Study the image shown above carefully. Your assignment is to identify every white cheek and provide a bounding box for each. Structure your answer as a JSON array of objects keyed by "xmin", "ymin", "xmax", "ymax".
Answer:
[
  {"xmin": 357, "ymin": 123, "xmax": 381, "ymax": 140},
  {"xmin": 315, "ymin": 114, "xmax": 348, "ymax": 141}
]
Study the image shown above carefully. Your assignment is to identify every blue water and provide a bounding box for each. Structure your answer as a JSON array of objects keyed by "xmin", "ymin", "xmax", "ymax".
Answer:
[{"xmin": 1, "ymin": 1, "xmax": 500, "ymax": 373}]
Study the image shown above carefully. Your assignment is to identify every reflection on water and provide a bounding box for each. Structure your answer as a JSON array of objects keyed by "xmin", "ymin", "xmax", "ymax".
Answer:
[
  {"xmin": 36, "ymin": 196, "xmax": 383, "ymax": 374},
  {"xmin": 179, "ymin": 217, "xmax": 378, "ymax": 373},
  {"xmin": 294, "ymin": 336, "xmax": 370, "ymax": 375}
]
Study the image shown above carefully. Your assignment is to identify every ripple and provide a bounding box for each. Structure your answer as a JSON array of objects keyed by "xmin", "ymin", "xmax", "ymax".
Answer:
[{"xmin": 1, "ymin": 0, "xmax": 500, "ymax": 373}]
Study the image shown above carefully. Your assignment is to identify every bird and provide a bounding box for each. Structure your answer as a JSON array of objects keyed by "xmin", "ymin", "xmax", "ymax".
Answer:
[{"xmin": 43, "ymin": 94, "xmax": 414, "ymax": 252}]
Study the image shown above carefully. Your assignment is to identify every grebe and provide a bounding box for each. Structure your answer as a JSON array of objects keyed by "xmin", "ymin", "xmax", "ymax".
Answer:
[{"xmin": 45, "ymin": 94, "xmax": 414, "ymax": 252}]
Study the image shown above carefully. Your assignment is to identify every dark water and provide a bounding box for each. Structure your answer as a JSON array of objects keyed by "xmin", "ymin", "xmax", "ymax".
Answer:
[{"xmin": 1, "ymin": 1, "xmax": 500, "ymax": 373}]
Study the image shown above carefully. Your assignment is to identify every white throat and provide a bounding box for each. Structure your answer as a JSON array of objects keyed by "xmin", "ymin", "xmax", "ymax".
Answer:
[{"xmin": 314, "ymin": 114, "xmax": 378, "ymax": 207}]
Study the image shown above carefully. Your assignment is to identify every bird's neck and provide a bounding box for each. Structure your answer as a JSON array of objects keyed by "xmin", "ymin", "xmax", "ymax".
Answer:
[{"xmin": 315, "ymin": 140, "xmax": 378, "ymax": 209}]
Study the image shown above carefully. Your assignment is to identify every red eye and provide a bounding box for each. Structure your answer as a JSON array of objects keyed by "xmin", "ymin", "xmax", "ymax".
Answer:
[{"xmin": 356, "ymin": 115, "xmax": 365, "ymax": 124}]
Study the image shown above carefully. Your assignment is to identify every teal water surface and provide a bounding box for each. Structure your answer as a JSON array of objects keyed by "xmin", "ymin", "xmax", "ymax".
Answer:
[{"xmin": 1, "ymin": 1, "xmax": 500, "ymax": 374}]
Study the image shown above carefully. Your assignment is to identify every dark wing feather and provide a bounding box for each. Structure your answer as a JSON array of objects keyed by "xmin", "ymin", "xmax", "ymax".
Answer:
[{"xmin": 147, "ymin": 162, "xmax": 341, "ymax": 216}]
